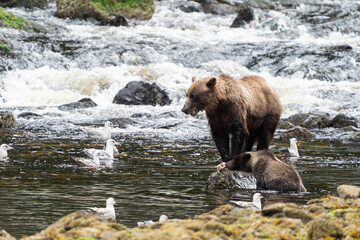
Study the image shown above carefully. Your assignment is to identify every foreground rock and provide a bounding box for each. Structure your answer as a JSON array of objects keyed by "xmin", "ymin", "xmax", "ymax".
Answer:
[
  {"xmin": 113, "ymin": 81, "xmax": 172, "ymax": 106},
  {"xmin": 10, "ymin": 184, "xmax": 359, "ymax": 240},
  {"xmin": 56, "ymin": 0, "xmax": 155, "ymax": 25},
  {"xmin": 0, "ymin": 112, "xmax": 16, "ymax": 129}
]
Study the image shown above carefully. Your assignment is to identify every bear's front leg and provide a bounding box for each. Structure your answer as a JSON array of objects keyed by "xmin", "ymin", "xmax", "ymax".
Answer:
[
  {"xmin": 209, "ymin": 119, "xmax": 230, "ymax": 162},
  {"xmin": 230, "ymin": 119, "xmax": 248, "ymax": 159}
]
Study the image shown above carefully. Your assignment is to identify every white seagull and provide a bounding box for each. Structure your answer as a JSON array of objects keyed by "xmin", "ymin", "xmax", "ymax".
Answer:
[
  {"xmin": 137, "ymin": 214, "xmax": 169, "ymax": 226},
  {"xmin": 286, "ymin": 138, "xmax": 300, "ymax": 157},
  {"xmin": 84, "ymin": 139, "xmax": 120, "ymax": 160},
  {"xmin": 230, "ymin": 193, "xmax": 264, "ymax": 210},
  {"xmin": 88, "ymin": 197, "xmax": 116, "ymax": 220},
  {"xmin": 75, "ymin": 150, "xmax": 104, "ymax": 168},
  {"xmin": 0, "ymin": 144, "xmax": 14, "ymax": 160},
  {"xmin": 81, "ymin": 121, "xmax": 114, "ymax": 139}
]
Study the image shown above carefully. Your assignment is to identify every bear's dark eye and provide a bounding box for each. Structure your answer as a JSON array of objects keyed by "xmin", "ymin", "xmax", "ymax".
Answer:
[{"xmin": 190, "ymin": 94, "xmax": 194, "ymax": 99}]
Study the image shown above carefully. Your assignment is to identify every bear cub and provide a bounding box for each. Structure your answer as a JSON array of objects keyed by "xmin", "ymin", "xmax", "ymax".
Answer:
[
  {"xmin": 182, "ymin": 74, "xmax": 283, "ymax": 162},
  {"xmin": 218, "ymin": 150, "xmax": 306, "ymax": 192}
]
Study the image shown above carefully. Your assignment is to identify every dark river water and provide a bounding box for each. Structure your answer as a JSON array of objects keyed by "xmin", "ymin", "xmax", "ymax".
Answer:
[{"xmin": 0, "ymin": 0, "xmax": 360, "ymax": 237}]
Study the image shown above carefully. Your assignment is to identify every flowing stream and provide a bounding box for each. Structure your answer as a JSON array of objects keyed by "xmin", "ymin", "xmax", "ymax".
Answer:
[{"xmin": 0, "ymin": 0, "xmax": 360, "ymax": 237}]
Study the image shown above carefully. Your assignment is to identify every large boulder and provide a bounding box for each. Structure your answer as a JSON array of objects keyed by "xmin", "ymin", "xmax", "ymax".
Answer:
[
  {"xmin": 55, "ymin": 0, "xmax": 155, "ymax": 25},
  {"xmin": 113, "ymin": 81, "xmax": 172, "ymax": 106},
  {"xmin": 0, "ymin": 0, "xmax": 49, "ymax": 8},
  {"xmin": 0, "ymin": 112, "xmax": 16, "ymax": 129}
]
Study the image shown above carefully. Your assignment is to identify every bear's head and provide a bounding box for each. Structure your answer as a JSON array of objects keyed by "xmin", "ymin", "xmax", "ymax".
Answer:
[
  {"xmin": 230, "ymin": 152, "xmax": 253, "ymax": 172},
  {"xmin": 182, "ymin": 76, "xmax": 218, "ymax": 116}
]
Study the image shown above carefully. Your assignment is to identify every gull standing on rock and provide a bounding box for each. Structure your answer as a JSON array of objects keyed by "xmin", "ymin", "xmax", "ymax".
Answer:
[
  {"xmin": 285, "ymin": 138, "xmax": 300, "ymax": 158},
  {"xmin": 0, "ymin": 144, "xmax": 14, "ymax": 160},
  {"xmin": 88, "ymin": 197, "xmax": 116, "ymax": 220},
  {"xmin": 230, "ymin": 193, "xmax": 264, "ymax": 210},
  {"xmin": 81, "ymin": 121, "xmax": 114, "ymax": 139},
  {"xmin": 84, "ymin": 139, "xmax": 120, "ymax": 160},
  {"xmin": 75, "ymin": 150, "xmax": 104, "ymax": 168}
]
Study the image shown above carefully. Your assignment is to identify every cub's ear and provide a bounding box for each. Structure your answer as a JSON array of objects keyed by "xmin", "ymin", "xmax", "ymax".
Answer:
[
  {"xmin": 241, "ymin": 153, "xmax": 252, "ymax": 163},
  {"xmin": 206, "ymin": 77, "xmax": 216, "ymax": 89},
  {"xmin": 192, "ymin": 76, "xmax": 196, "ymax": 83}
]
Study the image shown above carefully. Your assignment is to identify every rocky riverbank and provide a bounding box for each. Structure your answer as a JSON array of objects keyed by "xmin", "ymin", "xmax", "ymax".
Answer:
[{"xmin": 1, "ymin": 184, "xmax": 359, "ymax": 240}]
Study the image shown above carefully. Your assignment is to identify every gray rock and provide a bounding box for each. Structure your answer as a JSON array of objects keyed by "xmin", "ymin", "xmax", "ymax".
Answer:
[
  {"xmin": 302, "ymin": 115, "xmax": 332, "ymax": 129},
  {"xmin": 18, "ymin": 112, "xmax": 42, "ymax": 119},
  {"xmin": 286, "ymin": 113, "xmax": 310, "ymax": 126},
  {"xmin": 58, "ymin": 98, "xmax": 97, "ymax": 111},
  {"xmin": 330, "ymin": 113, "xmax": 358, "ymax": 128},
  {"xmin": 0, "ymin": 112, "xmax": 16, "ymax": 129},
  {"xmin": 113, "ymin": 81, "xmax": 172, "ymax": 106},
  {"xmin": 279, "ymin": 126, "xmax": 315, "ymax": 141},
  {"xmin": 230, "ymin": 6, "xmax": 254, "ymax": 28},
  {"xmin": 205, "ymin": 169, "xmax": 256, "ymax": 190},
  {"xmin": 337, "ymin": 185, "xmax": 360, "ymax": 199},
  {"xmin": 278, "ymin": 120, "xmax": 295, "ymax": 130}
]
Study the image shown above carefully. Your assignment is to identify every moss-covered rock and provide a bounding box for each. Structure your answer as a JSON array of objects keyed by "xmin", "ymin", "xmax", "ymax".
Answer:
[
  {"xmin": 55, "ymin": 0, "xmax": 155, "ymax": 25},
  {"xmin": 2, "ymin": 185, "xmax": 360, "ymax": 240},
  {"xmin": 0, "ymin": 112, "xmax": 16, "ymax": 129},
  {"xmin": 0, "ymin": 6, "xmax": 45, "ymax": 32},
  {"xmin": 0, "ymin": 0, "xmax": 49, "ymax": 9}
]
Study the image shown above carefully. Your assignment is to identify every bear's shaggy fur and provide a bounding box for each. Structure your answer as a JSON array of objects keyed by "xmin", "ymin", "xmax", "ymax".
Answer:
[
  {"xmin": 225, "ymin": 150, "xmax": 306, "ymax": 192},
  {"xmin": 182, "ymin": 74, "xmax": 283, "ymax": 162}
]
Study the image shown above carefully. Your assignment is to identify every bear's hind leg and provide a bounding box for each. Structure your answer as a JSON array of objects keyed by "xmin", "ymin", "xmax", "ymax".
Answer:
[{"xmin": 256, "ymin": 114, "xmax": 279, "ymax": 150}]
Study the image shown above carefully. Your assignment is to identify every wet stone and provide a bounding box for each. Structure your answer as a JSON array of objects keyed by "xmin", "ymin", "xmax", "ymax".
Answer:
[
  {"xmin": 279, "ymin": 126, "xmax": 315, "ymax": 141},
  {"xmin": 205, "ymin": 169, "xmax": 256, "ymax": 190},
  {"xmin": 58, "ymin": 98, "xmax": 97, "ymax": 111},
  {"xmin": 330, "ymin": 113, "xmax": 358, "ymax": 128}
]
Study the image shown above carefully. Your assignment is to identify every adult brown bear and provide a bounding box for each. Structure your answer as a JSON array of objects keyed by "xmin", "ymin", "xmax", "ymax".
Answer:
[
  {"xmin": 182, "ymin": 74, "xmax": 283, "ymax": 162},
  {"xmin": 218, "ymin": 150, "xmax": 307, "ymax": 192}
]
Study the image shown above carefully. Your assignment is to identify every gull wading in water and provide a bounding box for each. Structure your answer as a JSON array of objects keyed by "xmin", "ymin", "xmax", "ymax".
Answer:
[
  {"xmin": 88, "ymin": 197, "xmax": 116, "ymax": 220},
  {"xmin": 84, "ymin": 139, "xmax": 120, "ymax": 160},
  {"xmin": 75, "ymin": 150, "xmax": 105, "ymax": 168},
  {"xmin": 0, "ymin": 144, "xmax": 14, "ymax": 160},
  {"xmin": 230, "ymin": 193, "xmax": 264, "ymax": 210},
  {"xmin": 81, "ymin": 121, "xmax": 114, "ymax": 139},
  {"xmin": 285, "ymin": 138, "xmax": 300, "ymax": 158}
]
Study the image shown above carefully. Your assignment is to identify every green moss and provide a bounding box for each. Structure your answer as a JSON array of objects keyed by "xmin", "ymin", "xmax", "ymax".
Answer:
[
  {"xmin": 0, "ymin": 40, "xmax": 12, "ymax": 53},
  {"xmin": 0, "ymin": 6, "xmax": 44, "ymax": 31},
  {"xmin": 76, "ymin": 237, "xmax": 98, "ymax": 240},
  {"xmin": 91, "ymin": 0, "xmax": 154, "ymax": 19}
]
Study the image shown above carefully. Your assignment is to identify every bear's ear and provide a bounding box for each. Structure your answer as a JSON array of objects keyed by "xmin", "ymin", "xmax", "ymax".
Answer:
[
  {"xmin": 192, "ymin": 76, "xmax": 196, "ymax": 83},
  {"xmin": 206, "ymin": 77, "xmax": 216, "ymax": 89},
  {"xmin": 242, "ymin": 153, "xmax": 252, "ymax": 163}
]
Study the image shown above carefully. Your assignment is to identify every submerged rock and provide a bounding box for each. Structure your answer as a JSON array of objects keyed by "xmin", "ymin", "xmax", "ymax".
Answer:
[
  {"xmin": 58, "ymin": 98, "xmax": 97, "ymax": 111},
  {"xmin": 0, "ymin": 112, "xmax": 16, "ymax": 129},
  {"xmin": 56, "ymin": 0, "xmax": 155, "ymax": 24},
  {"xmin": 205, "ymin": 169, "xmax": 256, "ymax": 190},
  {"xmin": 17, "ymin": 112, "xmax": 42, "ymax": 120},
  {"xmin": 113, "ymin": 81, "xmax": 172, "ymax": 106}
]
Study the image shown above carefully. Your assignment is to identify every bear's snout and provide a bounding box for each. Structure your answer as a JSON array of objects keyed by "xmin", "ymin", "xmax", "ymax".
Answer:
[{"xmin": 181, "ymin": 106, "xmax": 189, "ymax": 115}]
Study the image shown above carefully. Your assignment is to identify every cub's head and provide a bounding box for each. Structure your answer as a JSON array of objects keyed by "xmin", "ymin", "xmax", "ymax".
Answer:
[
  {"xmin": 230, "ymin": 152, "xmax": 253, "ymax": 172},
  {"xmin": 181, "ymin": 76, "xmax": 218, "ymax": 116}
]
